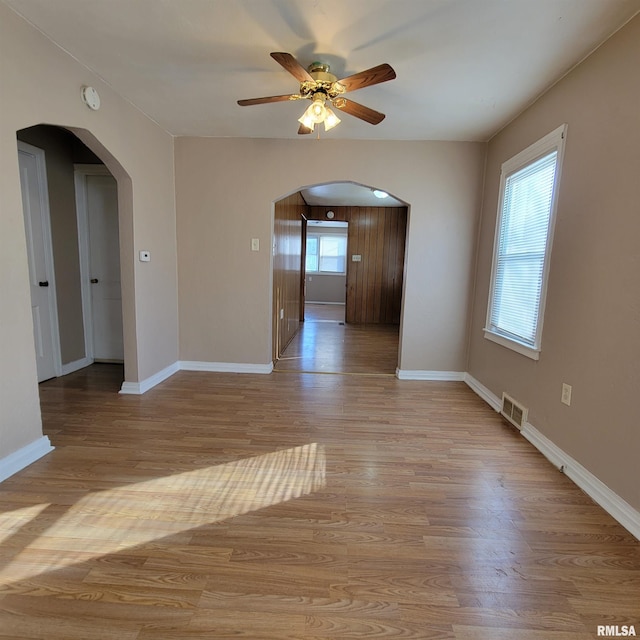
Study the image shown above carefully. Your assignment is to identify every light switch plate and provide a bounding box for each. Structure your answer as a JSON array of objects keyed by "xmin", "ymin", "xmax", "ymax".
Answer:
[
  {"xmin": 251, "ymin": 238, "xmax": 260, "ymax": 251},
  {"xmin": 561, "ymin": 383, "xmax": 572, "ymax": 406}
]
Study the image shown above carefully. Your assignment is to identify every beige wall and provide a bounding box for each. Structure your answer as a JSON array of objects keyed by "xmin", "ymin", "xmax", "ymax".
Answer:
[
  {"xmin": 175, "ymin": 138, "xmax": 485, "ymax": 370},
  {"xmin": 0, "ymin": 5, "xmax": 178, "ymax": 461},
  {"xmin": 467, "ymin": 16, "xmax": 640, "ymax": 511},
  {"xmin": 306, "ymin": 274, "xmax": 346, "ymax": 305}
]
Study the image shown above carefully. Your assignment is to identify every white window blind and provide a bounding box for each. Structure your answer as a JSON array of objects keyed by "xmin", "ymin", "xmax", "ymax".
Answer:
[
  {"xmin": 485, "ymin": 124, "xmax": 566, "ymax": 359},
  {"xmin": 490, "ymin": 151, "xmax": 557, "ymax": 344}
]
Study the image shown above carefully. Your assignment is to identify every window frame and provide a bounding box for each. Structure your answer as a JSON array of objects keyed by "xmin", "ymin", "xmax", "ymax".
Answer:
[
  {"xmin": 305, "ymin": 235, "xmax": 319, "ymax": 273},
  {"xmin": 484, "ymin": 124, "xmax": 567, "ymax": 360}
]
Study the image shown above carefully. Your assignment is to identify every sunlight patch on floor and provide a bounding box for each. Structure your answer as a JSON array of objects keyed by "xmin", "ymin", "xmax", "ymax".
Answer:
[
  {"xmin": 0, "ymin": 443, "xmax": 326, "ymax": 584},
  {"xmin": 0, "ymin": 503, "xmax": 51, "ymax": 544}
]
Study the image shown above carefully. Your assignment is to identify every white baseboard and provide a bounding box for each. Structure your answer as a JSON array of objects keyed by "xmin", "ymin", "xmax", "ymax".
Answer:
[
  {"xmin": 521, "ymin": 423, "xmax": 640, "ymax": 540},
  {"xmin": 119, "ymin": 362, "xmax": 180, "ymax": 395},
  {"xmin": 61, "ymin": 357, "xmax": 92, "ymax": 376},
  {"xmin": 464, "ymin": 373, "xmax": 640, "ymax": 540},
  {"xmin": 119, "ymin": 360, "xmax": 274, "ymax": 395},
  {"xmin": 396, "ymin": 369, "xmax": 465, "ymax": 381},
  {"xmin": 179, "ymin": 361, "xmax": 274, "ymax": 374},
  {"xmin": 0, "ymin": 436, "xmax": 54, "ymax": 483},
  {"xmin": 464, "ymin": 373, "xmax": 502, "ymax": 411}
]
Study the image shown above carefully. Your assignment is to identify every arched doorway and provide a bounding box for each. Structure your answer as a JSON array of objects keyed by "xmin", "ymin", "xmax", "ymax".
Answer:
[
  {"xmin": 272, "ymin": 181, "xmax": 409, "ymax": 375},
  {"xmin": 16, "ymin": 124, "xmax": 136, "ymax": 389}
]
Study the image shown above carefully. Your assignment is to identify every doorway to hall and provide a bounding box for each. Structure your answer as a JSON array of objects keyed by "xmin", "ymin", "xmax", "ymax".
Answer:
[
  {"xmin": 16, "ymin": 124, "xmax": 126, "ymax": 389},
  {"xmin": 304, "ymin": 218, "xmax": 347, "ymax": 325},
  {"xmin": 272, "ymin": 183, "xmax": 407, "ymax": 376}
]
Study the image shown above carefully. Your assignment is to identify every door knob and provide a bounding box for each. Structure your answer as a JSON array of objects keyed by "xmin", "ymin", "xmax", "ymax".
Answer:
[
  {"xmin": 90, "ymin": 278, "xmax": 99, "ymax": 284},
  {"xmin": 38, "ymin": 281, "xmax": 49, "ymax": 287}
]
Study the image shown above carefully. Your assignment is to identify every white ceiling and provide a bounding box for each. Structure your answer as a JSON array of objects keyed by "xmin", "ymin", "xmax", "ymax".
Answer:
[
  {"xmin": 5, "ymin": 0, "xmax": 639, "ymax": 141},
  {"xmin": 301, "ymin": 183, "xmax": 405, "ymax": 207}
]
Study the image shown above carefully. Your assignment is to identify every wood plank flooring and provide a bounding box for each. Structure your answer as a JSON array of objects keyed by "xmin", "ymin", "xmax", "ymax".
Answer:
[
  {"xmin": 275, "ymin": 305, "xmax": 399, "ymax": 375},
  {"xmin": 0, "ymin": 363, "xmax": 638, "ymax": 639},
  {"xmin": 304, "ymin": 304, "xmax": 345, "ymax": 323}
]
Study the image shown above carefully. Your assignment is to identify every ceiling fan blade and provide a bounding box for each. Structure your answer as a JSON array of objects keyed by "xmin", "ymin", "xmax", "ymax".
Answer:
[
  {"xmin": 270, "ymin": 52, "xmax": 314, "ymax": 83},
  {"xmin": 298, "ymin": 123, "xmax": 313, "ymax": 135},
  {"xmin": 237, "ymin": 94, "xmax": 298, "ymax": 106},
  {"xmin": 337, "ymin": 63, "xmax": 396, "ymax": 93},
  {"xmin": 333, "ymin": 98, "xmax": 385, "ymax": 125}
]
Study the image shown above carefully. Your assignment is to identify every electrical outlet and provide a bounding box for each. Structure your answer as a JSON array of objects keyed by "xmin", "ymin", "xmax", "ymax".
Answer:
[{"xmin": 561, "ymin": 383, "xmax": 572, "ymax": 406}]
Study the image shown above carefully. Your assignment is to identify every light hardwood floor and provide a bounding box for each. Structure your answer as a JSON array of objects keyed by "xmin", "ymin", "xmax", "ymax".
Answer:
[
  {"xmin": 275, "ymin": 304, "xmax": 399, "ymax": 375},
  {"xmin": 0, "ymin": 361, "xmax": 638, "ymax": 639},
  {"xmin": 304, "ymin": 303, "xmax": 345, "ymax": 323}
]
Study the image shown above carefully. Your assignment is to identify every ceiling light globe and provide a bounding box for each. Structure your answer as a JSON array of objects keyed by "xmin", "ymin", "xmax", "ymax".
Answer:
[{"xmin": 324, "ymin": 108, "xmax": 341, "ymax": 131}]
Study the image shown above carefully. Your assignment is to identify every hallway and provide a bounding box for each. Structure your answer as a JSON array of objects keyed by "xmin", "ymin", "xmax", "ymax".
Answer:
[{"xmin": 274, "ymin": 304, "xmax": 399, "ymax": 376}]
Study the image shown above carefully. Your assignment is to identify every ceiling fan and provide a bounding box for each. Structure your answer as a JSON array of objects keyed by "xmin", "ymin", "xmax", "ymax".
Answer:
[{"xmin": 237, "ymin": 52, "xmax": 396, "ymax": 135}]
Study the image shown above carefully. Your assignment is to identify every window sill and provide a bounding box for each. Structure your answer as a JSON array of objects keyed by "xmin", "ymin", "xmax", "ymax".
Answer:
[
  {"xmin": 483, "ymin": 329, "xmax": 540, "ymax": 361},
  {"xmin": 306, "ymin": 272, "xmax": 347, "ymax": 276}
]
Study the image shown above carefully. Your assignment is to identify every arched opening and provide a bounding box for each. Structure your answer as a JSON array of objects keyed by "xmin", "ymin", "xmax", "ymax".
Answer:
[
  {"xmin": 15, "ymin": 124, "xmax": 136, "ymax": 391},
  {"xmin": 272, "ymin": 181, "xmax": 409, "ymax": 375}
]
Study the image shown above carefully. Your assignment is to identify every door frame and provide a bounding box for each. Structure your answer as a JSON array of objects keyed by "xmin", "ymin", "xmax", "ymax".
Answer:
[
  {"xmin": 18, "ymin": 140, "xmax": 63, "ymax": 380},
  {"xmin": 302, "ymin": 219, "xmax": 350, "ymax": 316},
  {"xmin": 74, "ymin": 163, "xmax": 120, "ymax": 365},
  {"xmin": 300, "ymin": 214, "xmax": 307, "ymax": 323}
]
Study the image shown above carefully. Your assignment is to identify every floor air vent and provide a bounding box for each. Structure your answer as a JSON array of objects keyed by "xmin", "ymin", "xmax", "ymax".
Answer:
[{"xmin": 501, "ymin": 393, "xmax": 528, "ymax": 430}]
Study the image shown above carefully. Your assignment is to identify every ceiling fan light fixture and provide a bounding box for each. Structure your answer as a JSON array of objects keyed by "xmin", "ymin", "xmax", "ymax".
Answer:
[
  {"xmin": 323, "ymin": 107, "xmax": 341, "ymax": 131},
  {"xmin": 299, "ymin": 93, "xmax": 342, "ymax": 132},
  {"xmin": 297, "ymin": 107, "xmax": 316, "ymax": 130},
  {"xmin": 298, "ymin": 94, "xmax": 328, "ymax": 129},
  {"xmin": 238, "ymin": 53, "xmax": 395, "ymax": 135},
  {"xmin": 310, "ymin": 93, "xmax": 327, "ymax": 122}
]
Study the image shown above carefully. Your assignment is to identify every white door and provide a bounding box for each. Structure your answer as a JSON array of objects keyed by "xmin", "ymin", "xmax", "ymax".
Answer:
[
  {"xmin": 18, "ymin": 142, "xmax": 61, "ymax": 382},
  {"xmin": 86, "ymin": 174, "xmax": 123, "ymax": 362}
]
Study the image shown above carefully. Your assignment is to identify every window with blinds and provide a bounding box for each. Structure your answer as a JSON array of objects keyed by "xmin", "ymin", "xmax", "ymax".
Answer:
[{"xmin": 484, "ymin": 125, "xmax": 567, "ymax": 360}]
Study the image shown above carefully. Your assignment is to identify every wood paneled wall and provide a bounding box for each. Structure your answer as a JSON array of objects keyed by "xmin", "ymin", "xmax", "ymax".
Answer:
[
  {"xmin": 308, "ymin": 206, "xmax": 407, "ymax": 324},
  {"xmin": 272, "ymin": 193, "xmax": 307, "ymax": 361}
]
